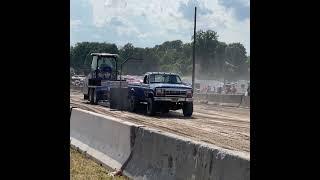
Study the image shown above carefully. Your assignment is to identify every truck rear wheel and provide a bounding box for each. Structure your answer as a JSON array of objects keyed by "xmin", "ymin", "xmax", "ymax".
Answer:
[
  {"xmin": 183, "ymin": 102, "xmax": 193, "ymax": 117},
  {"xmin": 89, "ymin": 89, "xmax": 94, "ymax": 104},
  {"xmin": 93, "ymin": 89, "xmax": 98, "ymax": 104},
  {"xmin": 146, "ymin": 98, "xmax": 156, "ymax": 116},
  {"xmin": 89, "ymin": 89, "xmax": 97, "ymax": 104},
  {"xmin": 128, "ymin": 96, "xmax": 137, "ymax": 112}
]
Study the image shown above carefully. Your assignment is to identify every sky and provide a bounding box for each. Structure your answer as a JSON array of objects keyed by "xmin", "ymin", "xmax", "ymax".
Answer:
[{"xmin": 70, "ymin": 0, "xmax": 250, "ymax": 54}]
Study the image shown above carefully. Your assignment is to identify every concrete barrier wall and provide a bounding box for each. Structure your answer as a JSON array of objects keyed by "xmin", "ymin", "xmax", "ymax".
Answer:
[
  {"xmin": 70, "ymin": 108, "xmax": 250, "ymax": 180},
  {"xmin": 124, "ymin": 127, "xmax": 250, "ymax": 180},
  {"xmin": 70, "ymin": 108, "xmax": 135, "ymax": 171}
]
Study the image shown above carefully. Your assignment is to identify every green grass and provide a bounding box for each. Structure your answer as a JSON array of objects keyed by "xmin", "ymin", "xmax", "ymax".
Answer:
[{"xmin": 70, "ymin": 148, "xmax": 128, "ymax": 180}]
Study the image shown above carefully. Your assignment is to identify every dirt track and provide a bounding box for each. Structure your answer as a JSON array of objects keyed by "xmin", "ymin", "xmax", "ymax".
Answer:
[{"xmin": 70, "ymin": 89, "xmax": 250, "ymax": 154}]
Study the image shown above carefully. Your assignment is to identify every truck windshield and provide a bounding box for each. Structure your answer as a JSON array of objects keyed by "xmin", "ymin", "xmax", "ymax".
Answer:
[
  {"xmin": 149, "ymin": 74, "xmax": 182, "ymax": 84},
  {"xmin": 98, "ymin": 57, "xmax": 116, "ymax": 69}
]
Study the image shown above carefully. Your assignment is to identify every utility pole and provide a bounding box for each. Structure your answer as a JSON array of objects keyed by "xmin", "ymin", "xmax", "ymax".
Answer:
[{"xmin": 192, "ymin": 6, "xmax": 197, "ymax": 93}]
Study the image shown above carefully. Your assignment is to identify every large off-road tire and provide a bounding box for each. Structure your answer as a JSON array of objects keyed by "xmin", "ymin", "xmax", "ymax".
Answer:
[
  {"xmin": 146, "ymin": 98, "xmax": 157, "ymax": 116},
  {"xmin": 89, "ymin": 89, "xmax": 98, "ymax": 105},
  {"xmin": 84, "ymin": 94, "xmax": 88, "ymax": 100},
  {"xmin": 183, "ymin": 102, "xmax": 193, "ymax": 117},
  {"xmin": 128, "ymin": 96, "xmax": 137, "ymax": 112},
  {"xmin": 93, "ymin": 89, "xmax": 98, "ymax": 104},
  {"xmin": 89, "ymin": 88, "xmax": 94, "ymax": 104}
]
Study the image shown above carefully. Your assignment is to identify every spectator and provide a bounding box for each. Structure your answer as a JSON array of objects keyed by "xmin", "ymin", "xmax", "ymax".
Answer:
[
  {"xmin": 217, "ymin": 87, "xmax": 222, "ymax": 94},
  {"xmin": 231, "ymin": 85, "xmax": 237, "ymax": 94},
  {"xmin": 225, "ymin": 85, "xmax": 231, "ymax": 94}
]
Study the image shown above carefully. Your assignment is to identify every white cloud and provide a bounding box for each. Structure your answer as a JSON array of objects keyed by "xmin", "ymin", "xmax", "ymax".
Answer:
[
  {"xmin": 70, "ymin": 19, "xmax": 82, "ymax": 29},
  {"xmin": 218, "ymin": 18, "xmax": 250, "ymax": 54},
  {"xmin": 237, "ymin": 0, "xmax": 250, "ymax": 6},
  {"xmin": 76, "ymin": 0, "xmax": 249, "ymax": 53},
  {"xmin": 201, "ymin": 0, "xmax": 250, "ymax": 53}
]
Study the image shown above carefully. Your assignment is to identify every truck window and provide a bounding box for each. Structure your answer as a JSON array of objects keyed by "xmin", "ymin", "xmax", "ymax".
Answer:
[
  {"xmin": 149, "ymin": 74, "xmax": 182, "ymax": 84},
  {"xmin": 98, "ymin": 57, "xmax": 116, "ymax": 70},
  {"xmin": 91, "ymin": 56, "xmax": 98, "ymax": 71}
]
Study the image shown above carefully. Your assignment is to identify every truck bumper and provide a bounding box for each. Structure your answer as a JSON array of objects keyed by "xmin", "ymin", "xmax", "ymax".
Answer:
[{"xmin": 153, "ymin": 97, "xmax": 193, "ymax": 102}]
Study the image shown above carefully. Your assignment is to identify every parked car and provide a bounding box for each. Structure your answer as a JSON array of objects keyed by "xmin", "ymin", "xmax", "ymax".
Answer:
[{"xmin": 72, "ymin": 75, "xmax": 86, "ymax": 81}]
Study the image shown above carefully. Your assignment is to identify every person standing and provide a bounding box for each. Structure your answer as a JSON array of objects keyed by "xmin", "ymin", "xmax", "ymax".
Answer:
[{"xmin": 232, "ymin": 85, "xmax": 237, "ymax": 94}]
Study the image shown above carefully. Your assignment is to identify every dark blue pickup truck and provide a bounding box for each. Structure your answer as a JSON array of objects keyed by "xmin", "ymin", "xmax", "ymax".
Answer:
[{"xmin": 127, "ymin": 72, "xmax": 193, "ymax": 117}]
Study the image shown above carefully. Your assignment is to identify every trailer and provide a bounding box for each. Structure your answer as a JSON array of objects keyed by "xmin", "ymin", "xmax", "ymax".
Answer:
[{"xmin": 82, "ymin": 53, "xmax": 128, "ymax": 104}]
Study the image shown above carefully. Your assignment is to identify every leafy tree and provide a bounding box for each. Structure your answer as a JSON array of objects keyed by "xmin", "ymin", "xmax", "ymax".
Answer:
[{"xmin": 70, "ymin": 30, "xmax": 249, "ymax": 80}]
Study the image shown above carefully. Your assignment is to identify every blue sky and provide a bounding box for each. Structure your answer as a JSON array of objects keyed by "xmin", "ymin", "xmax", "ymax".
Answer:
[{"xmin": 71, "ymin": 0, "xmax": 250, "ymax": 54}]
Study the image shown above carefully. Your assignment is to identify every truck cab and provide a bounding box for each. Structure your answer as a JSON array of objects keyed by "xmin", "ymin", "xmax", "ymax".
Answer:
[{"xmin": 128, "ymin": 72, "xmax": 193, "ymax": 117}]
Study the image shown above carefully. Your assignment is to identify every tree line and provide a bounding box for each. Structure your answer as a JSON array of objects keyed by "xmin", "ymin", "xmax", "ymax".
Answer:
[{"xmin": 70, "ymin": 30, "xmax": 250, "ymax": 80}]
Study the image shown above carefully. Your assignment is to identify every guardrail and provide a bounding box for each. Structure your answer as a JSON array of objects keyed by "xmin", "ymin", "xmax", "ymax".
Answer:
[{"xmin": 194, "ymin": 93, "xmax": 250, "ymax": 107}]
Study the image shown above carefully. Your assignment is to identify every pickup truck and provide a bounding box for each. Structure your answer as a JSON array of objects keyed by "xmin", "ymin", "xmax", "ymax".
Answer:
[{"xmin": 127, "ymin": 72, "xmax": 193, "ymax": 117}]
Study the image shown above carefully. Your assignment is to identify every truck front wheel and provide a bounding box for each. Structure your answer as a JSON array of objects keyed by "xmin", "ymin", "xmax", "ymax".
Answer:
[
  {"xmin": 183, "ymin": 102, "xmax": 193, "ymax": 117},
  {"xmin": 146, "ymin": 98, "xmax": 157, "ymax": 116}
]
